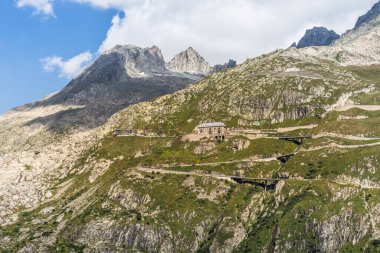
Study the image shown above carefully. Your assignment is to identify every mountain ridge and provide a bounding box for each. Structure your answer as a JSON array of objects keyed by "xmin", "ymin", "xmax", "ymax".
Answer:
[
  {"xmin": 354, "ymin": 0, "xmax": 380, "ymax": 29},
  {"xmin": 22, "ymin": 45, "xmax": 204, "ymax": 129}
]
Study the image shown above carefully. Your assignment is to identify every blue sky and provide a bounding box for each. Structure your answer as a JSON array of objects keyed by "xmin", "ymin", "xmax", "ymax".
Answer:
[
  {"xmin": 0, "ymin": 1, "xmax": 116, "ymax": 114},
  {"xmin": 0, "ymin": 0, "xmax": 378, "ymax": 114}
]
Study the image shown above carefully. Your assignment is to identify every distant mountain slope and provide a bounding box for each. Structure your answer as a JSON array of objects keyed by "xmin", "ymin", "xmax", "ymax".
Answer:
[
  {"xmin": 287, "ymin": 1, "xmax": 380, "ymax": 66},
  {"xmin": 24, "ymin": 45, "xmax": 202, "ymax": 129}
]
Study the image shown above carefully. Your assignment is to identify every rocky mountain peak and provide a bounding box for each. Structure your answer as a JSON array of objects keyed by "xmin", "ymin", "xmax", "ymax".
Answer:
[
  {"xmin": 296, "ymin": 26, "xmax": 340, "ymax": 48},
  {"xmin": 28, "ymin": 44, "xmax": 200, "ymax": 129},
  {"xmin": 186, "ymin": 46, "xmax": 196, "ymax": 53},
  {"xmin": 105, "ymin": 45, "xmax": 167, "ymax": 77},
  {"xmin": 210, "ymin": 59, "xmax": 237, "ymax": 73},
  {"xmin": 166, "ymin": 47, "xmax": 211, "ymax": 75},
  {"xmin": 354, "ymin": 0, "xmax": 380, "ymax": 29}
]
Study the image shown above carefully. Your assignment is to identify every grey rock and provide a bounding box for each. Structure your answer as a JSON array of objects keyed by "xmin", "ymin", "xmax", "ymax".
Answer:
[
  {"xmin": 28, "ymin": 45, "xmax": 201, "ymax": 129},
  {"xmin": 166, "ymin": 47, "xmax": 211, "ymax": 75},
  {"xmin": 106, "ymin": 45, "xmax": 166, "ymax": 77},
  {"xmin": 230, "ymin": 91, "xmax": 314, "ymax": 124},
  {"xmin": 296, "ymin": 27, "xmax": 340, "ymax": 48},
  {"xmin": 76, "ymin": 220, "xmax": 174, "ymax": 253},
  {"xmin": 210, "ymin": 59, "xmax": 237, "ymax": 73},
  {"xmin": 354, "ymin": 0, "xmax": 380, "ymax": 29}
]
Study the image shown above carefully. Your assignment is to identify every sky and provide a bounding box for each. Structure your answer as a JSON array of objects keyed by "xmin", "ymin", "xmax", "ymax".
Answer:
[{"xmin": 0, "ymin": 0, "xmax": 378, "ymax": 114}]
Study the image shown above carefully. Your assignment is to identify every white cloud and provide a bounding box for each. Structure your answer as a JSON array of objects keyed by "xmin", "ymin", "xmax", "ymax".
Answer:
[
  {"xmin": 16, "ymin": 0, "xmax": 54, "ymax": 16},
  {"xmin": 29, "ymin": 0, "xmax": 380, "ymax": 73},
  {"xmin": 91, "ymin": 0, "xmax": 379, "ymax": 64},
  {"xmin": 69, "ymin": 0, "xmax": 132, "ymax": 9},
  {"xmin": 41, "ymin": 51, "xmax": 93, "ymax": 79}
]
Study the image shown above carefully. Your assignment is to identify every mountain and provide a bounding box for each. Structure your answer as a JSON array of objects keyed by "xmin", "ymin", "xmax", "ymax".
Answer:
[
  {"xmin": 354, "ymin": 0, "xmax": 380, "ymax": 29},
  {"xmin": 166, "ymin": 47, "xmax": 237, "ymax": 75},
  {"xmin": 166, "ymin": 47, "xmax": 212, "ymax": 75},
  {"xmin": 26, "ymin": 45, "xmax": 202, "ymax": 129},
  {"xmin": 210, "ymin": 59, "xmax": 237, "ymax": 73},
  {"xmin": 287, "ymin": 1, "xmax": 380, "ymax": 66},
  {"xmin": 0, "ymin": 45, "xmax": 204, "ymax": 228},
  {"xmin": 296, "ymin": 26, "xmax": 340, "ymax": 48},
  {"xmin": 4, "ymin": 47, "xmax": 378, "ymax": 253},
  {"xmin": 1, "ymin": 3, "xmax": 380, "ymax": 253}
]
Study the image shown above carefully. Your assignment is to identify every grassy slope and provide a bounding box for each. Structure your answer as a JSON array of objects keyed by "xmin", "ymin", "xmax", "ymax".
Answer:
[
  {"xmin": 112, "ymin": 52, "xmax": 372, "ymax": 136},
  {"xmin": 1, "ymin": 56, "xmax": 380, "ymax": 252}
]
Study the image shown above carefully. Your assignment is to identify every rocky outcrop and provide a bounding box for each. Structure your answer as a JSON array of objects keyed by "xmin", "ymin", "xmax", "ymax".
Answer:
[
  {"xmin": 108, "ymin": 182, "xmax": 151, "ymax": 211},
  {"xmin": 76, "ymin": 220, "xmax": 175, "ymax": 253},
  {"xmin": 229, "ymin": 91, "xmax": 314, "ymax": 124},
  {"xmin": 166, "ymin": 47, "xmax": 211, "ymax": 75},
  {"xmin": 296, "ymin": 27, "xmax": 340, "ymax": 48},
  {"xmin": 232, "ymin": 139, "xmax": 250, "ymax": 151},
  {"xmin": 312, "ymin": 211, "xmax": 370, "ymax": 252},
  {"xmin": 193, "ymin": 141, "xmax": 216, "ymax": 154},
  {"xmin": 210, "ymin": 60, "xmax": 237, "ymax": 73}
]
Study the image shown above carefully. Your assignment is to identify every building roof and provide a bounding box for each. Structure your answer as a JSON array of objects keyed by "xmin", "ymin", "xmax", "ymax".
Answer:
[{"xmin": 197, "ymin": 122, "xmax": 226, "ymax": 128}]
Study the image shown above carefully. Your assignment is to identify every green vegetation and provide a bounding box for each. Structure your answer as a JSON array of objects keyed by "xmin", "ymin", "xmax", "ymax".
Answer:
[
  {"xmin": 2, "ymin": 53, "xmax": 380, "ymax": 253},
  {"xmin": 91, "ymin": 135, "xmax": 296, "ymax": 166},
  {"xmin": 280, "ymin": 145, "xmax": 380, "ymax": 181}
]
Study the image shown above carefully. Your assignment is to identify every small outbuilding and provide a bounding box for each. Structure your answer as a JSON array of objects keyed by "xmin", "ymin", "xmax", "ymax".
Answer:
[
  {"xmin": 196, "ymin": 122, "xmax": 227, "ymax": 141},
  {"xmin": 114, "ymin": 129, "xmax": 123, "ymax": 136}
]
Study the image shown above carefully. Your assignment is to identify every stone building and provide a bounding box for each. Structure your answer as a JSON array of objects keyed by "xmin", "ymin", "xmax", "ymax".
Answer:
[{"xmin": 196, "ymin": 122, "xmax": 227, "ymax": 141}]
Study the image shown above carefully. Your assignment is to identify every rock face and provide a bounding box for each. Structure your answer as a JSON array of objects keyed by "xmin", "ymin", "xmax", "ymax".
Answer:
[
  {"xmin": 229, "ymin": 91, "xmax": 314, "ymax": 124},
  {"xmin": 30, "ymin": 45, "xmax": 201, "ymax": 129},
  {"xmin": 296, "ymin": 27, "xmax": 340, "ymax": 48},
  {"xmin": 354, "ymin": 0, "xmax": 380, "ymax": 29},
  {"xmin": 107, "ymin": 45, "xmax": 167, "ymax": 77},
  {"xmin": 210, "ymin": 59, "xmax": 237, "ymax": 73},
  {"xmin": 166, "ymin": 47, "xmax": 211, "ymax": 75},
  {"xmin": 76, "ymin": 220, "xmax": 175, "ymax": 253}
]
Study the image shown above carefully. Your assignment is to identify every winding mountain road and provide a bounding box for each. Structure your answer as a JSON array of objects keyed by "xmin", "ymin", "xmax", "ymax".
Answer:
[{"xmin": 136, "ymin": 167, "xmax": 380, "ymax": 190}]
